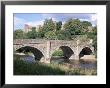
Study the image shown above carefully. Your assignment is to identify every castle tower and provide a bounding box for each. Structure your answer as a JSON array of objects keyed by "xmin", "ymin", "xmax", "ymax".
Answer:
[{"xmin": 24, "ymin": 24, "xmax": 32, "ymax": 33}]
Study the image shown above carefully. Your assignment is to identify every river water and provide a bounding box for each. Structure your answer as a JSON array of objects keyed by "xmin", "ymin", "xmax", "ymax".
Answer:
[
  {"xmin": 14, "ymin": 53, "xmax": 36, "ymax": 63},
  {"xmin": 14, "ymin": 53, "xmax": 97, "ymax": 69}
]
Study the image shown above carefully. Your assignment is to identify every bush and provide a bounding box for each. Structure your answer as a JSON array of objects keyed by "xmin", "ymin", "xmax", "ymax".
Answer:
[{"xmin": 52, "ymin": 49, "xmax": 64, "ymax": 57}]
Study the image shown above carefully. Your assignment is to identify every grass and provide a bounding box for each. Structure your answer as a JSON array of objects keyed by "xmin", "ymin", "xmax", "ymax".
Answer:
[{"xmin": 14, "ymin": 58, "xmax": 97, "ymax": 75}]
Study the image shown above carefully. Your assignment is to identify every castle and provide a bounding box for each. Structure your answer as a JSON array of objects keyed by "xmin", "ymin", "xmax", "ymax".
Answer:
[{"xmin": 24, "ymin": 24, "xmax": 41, "ymax": 33}]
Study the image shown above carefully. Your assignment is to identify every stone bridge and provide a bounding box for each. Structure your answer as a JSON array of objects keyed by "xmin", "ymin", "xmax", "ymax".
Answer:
[{"xmin": 13, "ymin": 39, "xmax": 94, "ymax": 63}]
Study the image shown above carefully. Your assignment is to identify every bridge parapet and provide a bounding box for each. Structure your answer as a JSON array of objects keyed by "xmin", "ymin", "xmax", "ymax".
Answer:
[{"xmin": 14, "ymin": 39, "xmax": 92, "ymax": 45}]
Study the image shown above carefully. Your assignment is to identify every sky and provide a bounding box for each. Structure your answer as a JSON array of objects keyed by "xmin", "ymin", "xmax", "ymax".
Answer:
[{"xmin": 14, "ymin": 13, "xmax": 97, "ymax": 30}]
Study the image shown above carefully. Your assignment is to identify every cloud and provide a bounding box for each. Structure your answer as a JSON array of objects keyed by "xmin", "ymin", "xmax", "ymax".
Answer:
[
  {"xmin": 42, "ymin": 14, "xmax": 58, "ymax": 22},
  {"xmin": 79, "ymin": 18, "xmax": 90, "ymax": 22},
  {"xmin": 25, "ymin": 20, "xmax": 44, "ymax": 26}
]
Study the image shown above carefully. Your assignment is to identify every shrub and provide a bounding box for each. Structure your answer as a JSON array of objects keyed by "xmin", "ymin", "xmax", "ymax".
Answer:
[{"xmin": 52, "ymin": 49, "xmax": 64, "ymax": 57}]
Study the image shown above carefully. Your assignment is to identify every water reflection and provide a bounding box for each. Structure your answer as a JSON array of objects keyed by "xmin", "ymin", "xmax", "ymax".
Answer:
[
  {"xmin": 14, "ymin": 53, "xmax": 97, "ymax": 69},
  {"xmin": 14, "ymin": 53, "xmax": 36, "ymax": 63},
  {"xmin": 21, "ymin": 56, "xmax": 36, "ymax": 63},
  {"xmin": 50, "ymin": 57, "xmax": 97, "ymax": 69}
]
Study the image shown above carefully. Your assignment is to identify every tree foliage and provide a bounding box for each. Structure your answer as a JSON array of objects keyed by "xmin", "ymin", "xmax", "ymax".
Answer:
[
  {"xmin": 63, "ymin": 19, "xmax": 82, "ymax": 35},
  {"xmin": 14, "ymin": 29, "xmax": 24, "ymax": 39},
  {"xmin": 56, "ymin": 21, "xmax": 62, "ymax": 31},
  {"xmin": 81, "ymin": 21, "xmax": 92, "ymax": 33},
  {"xmin": 14, "ymin": 19, "xmax": 97, "ymax": 45},
  {"xmin": 43, "ymin": 18, "xmax": 56, "ymax": 31},
  {"xmin": 26, "ymin": 29, "xmax": 37, "ymax": 39},
  {"xmin": 44, "ymin": 31, "xmax": 56, "ymax": 40}
]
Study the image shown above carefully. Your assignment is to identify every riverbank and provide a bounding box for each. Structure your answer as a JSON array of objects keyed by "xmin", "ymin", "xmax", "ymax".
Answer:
[{"xmin": 14, "ymin": 58, "xmax": 97, "ymax": 75}]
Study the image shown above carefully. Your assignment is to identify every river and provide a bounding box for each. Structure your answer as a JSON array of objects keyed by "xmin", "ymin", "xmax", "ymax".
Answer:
[
  {"xmin": 14, "ymin": 53, "xmax": 36, "ymax": 63},
  {"xmin": 14, "ymin": 53, "xmax": 97, "ymax": 69}
]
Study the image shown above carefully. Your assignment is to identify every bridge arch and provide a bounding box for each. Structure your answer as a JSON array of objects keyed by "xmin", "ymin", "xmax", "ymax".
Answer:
[
  {"xmin": 16, "ymin": 46, "xmax": 44, "ymax": 61},
  {"xmin": 59, "ymin": 46, "xmax": 74, "ymax": 60},
  {"xmin": 79, "ymin": 47, "xmax": 93, "ymax": 59}
]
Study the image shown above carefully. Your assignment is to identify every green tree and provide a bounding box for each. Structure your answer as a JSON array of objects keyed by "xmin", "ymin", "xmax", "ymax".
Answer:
[
  {"xmin": 81, "ymin": 21, "xmax": 92, "ymax": 29},
  {"xmin": 92, "ymin": 26, "xmax": 97, "ymax": 35},
  {"xmin": 14, "ymin": 29, "xmax": 24, "ymax": 39},
  {"xmin": 56, "ymin": 21, "xmax": 62, "ymax": 31},
  {"xmin": 56, "ymin": 34, "xmax": 65, "ymax": 40},
  {"xmin": 37, "ymin": 18, "xmax": 56, "ymax": 38},
  {"xmin": 43, "ymin": 18, "xmax": 56, "ymax": 31},
  {"xmin": 55, "ymin": 30, "xmax": 71, "ymax": 40},
  {"xmin": 63, "ymin": 18, "xmax": 82, "ymax": 35},
  {"xmin": 92, "ymin": 26, "xmax": 97, "ymax": 52},
  {"xmin": 44, "ymin": 31, "xmax": 56, "ymax": 40},
  {"xmin": 62, "ymin": 30, "xmax": 71, "ymax": 40},
  {"xmin": 81, "ymin": 21, "xmax": 92, "ymax": 33},
  {"xmin": 87, "ymin": 26, "xmax": 97, "ymax": 39},
  {"xmin": 32, "ymin": 27, "xmax": 36, "ymax": 30},
  {"xmin": 26, "ymin": 28, "xmax": 37, "ymax": 39},
  {"xmin": 38, "ymin": 28, "xmax": 47, "ymax": 38},
  {"xmin": 86, "ymin": 26, "xmax": 97, "ymax": 57}
]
